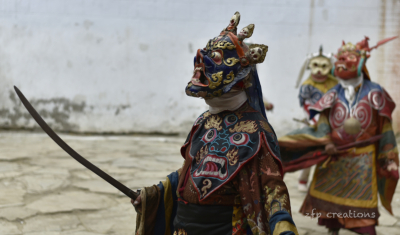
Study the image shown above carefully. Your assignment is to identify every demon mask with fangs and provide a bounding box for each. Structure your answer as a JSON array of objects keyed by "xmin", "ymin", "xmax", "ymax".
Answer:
[{"xmin": 185, "ymin": 12, "xmax": 268, "ymax": 100}]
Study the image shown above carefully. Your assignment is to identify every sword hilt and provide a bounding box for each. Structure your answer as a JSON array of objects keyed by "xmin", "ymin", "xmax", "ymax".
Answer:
[{"xmin": 129, "ymin": 189, "xmax": 140, "ymax": 200}]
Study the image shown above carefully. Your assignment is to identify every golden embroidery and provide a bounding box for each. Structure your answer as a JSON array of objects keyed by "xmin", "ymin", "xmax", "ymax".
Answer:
[
  {"xmin": 206, "ymin": 93, "xmax": 215, "ymax": 99},
  {"xmin": 201, "ymin": 179, "xmax": 212, "ymax": 196},
  {"xmin": 227, "ymin": 147, "xmax": 239, "ymax": 165},
  {"xmin": 223, "ymin": 71, "xmax": 235, "ymax": 84},
  {"xmin": 270, "ymin": 195, "xmax": 288, "ymax": 216},
  {"xmin": 229, "ymin": 121, "xmax": 258, "ymax": 133},
  {"xmin": 195, "ymin": 145, "xmax": 208, "ymax": 164},
  {"xmin": 204, "ymin": 115, "xmax": 222, "ymax": 131},
  {"xmin": 232, "ymin": 205, "xmax": 245, "ymax": 234},
  {"xmin": 203, "ymin": 111, "xmax": 211, "ymax": 118},
  {"xmin": 259, "ymin": 120, "xmax": 272, "ymax": 132},
  {"xmin": 213, "ymin": 40, "xmax": 236, "ymax": 50},
  {"xmin": 173, "ymin": 228, "xmax": 188, "ymax": 235},
  {"xmin": 206, "ymin": 37, "xmax": 219, "ymax": 51},
  {"xmin": 235, "ymin": 112, "xmax": 244, "ymax": 119},
  {"xmin": 264, "ymin": 185, "xmax": 288, "ymax": 217},
  {"xmin": 224, "ymin": 58, "xmax": 240, "ymax": 67},
  {"xmin": 213, "ymin": 89, "xmax": 222, "ymax": 97},
  {"xmin": 209, "ymin": 71, "xmax": 223, "ymax": 89},
  {"xmin": 273, "ymin": 221, "xmax": 299, "ymax": 235},
  {"xmin": 246, "ymin": 212, "xmax": 267, "ymax": 235}
]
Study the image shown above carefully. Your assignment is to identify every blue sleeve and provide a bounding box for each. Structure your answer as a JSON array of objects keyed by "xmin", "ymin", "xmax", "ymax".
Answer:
[
  {"xmin": 269, "ymin": 211, "xmax": 297, "ymax": 235},
  {"xmin": 153, "ymin": 171, "xmax": 180, "ymax": 235}
]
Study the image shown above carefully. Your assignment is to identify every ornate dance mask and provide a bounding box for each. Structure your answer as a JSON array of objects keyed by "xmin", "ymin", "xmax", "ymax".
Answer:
[
  {"xmin": 185, "ymin": 12, "xmax": 268, "ymax": 99},
  {"xmin": 308, "ymin": 46, "xmax": 333, "ymax": 82},
  {"xmin": 333, "ymin": 36, "xmax": 397, "ymax": 80},
  {"xmin": 295, "ymin": 46, "xmax": 335, "ymax": 88}
]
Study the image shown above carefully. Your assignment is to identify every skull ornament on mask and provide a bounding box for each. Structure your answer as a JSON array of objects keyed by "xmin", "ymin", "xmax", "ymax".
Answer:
[
  {"xmin": 238, "ymin": 24, "xmax": 254, "ymax": 41},
  {"xmin": 239, "ymin": 28, "xmax": 249, "ymax": 38},
  {"xmin": 249, "ymin": 47, "xmax": 262, "ymax": 60},
  {"xmin": 225, "ymin": 11, "xmax": 240, "ymax": 34},
  {"xmin": 185, "ymin": 12, "xmax": 268, "ymax": 99}
]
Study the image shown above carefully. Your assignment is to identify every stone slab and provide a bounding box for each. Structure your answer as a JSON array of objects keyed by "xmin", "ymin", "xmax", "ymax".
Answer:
[
  {"xmin": 0, "ymin": 220, "xmax": 20, "ymax": 234},
  {"xmin": 23, "ymin": 214, "xmax": 82, "ymax": 233},
  {"xmin": 0, "ymin": 206, "xmax": 37, "ymax": 220},
  {"xmin": 0, "ymin": 184, "xmax": 26, "ymax": 208},
  {"xmin": 26, "ymin": 191, "xmax": 116, "ymax": 214}
]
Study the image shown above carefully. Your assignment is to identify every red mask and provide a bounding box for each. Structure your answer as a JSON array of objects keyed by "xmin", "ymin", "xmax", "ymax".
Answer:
[
  {"xmin": 334, "ymin": 50, "xmax": 361, "ymax": 80},
  {"xmin": 333, "ymin": 36, "xmax": 398, "ymax": 80}
]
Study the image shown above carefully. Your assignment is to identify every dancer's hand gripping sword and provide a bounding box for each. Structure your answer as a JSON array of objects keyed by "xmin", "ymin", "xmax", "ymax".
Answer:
[{"xmin": 14, "ymin": 86, "xmax": 139, "ymax": 200}]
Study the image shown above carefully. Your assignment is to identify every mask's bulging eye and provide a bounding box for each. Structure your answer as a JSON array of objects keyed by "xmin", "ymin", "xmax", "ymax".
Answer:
[
  {"xmin": 229, "ymin": 133, "xmax": 249, "ymax": 146},
  {"xmin": 211, "ymin": 50, "xmax": 223, "ymax": 65},
  {"xmin": 202, "ymin": 129, "xmax": 217, "ymax": 143},
  {"xmin": 224, "ymin": 114, "xmax": 238, "ymax": 126}
]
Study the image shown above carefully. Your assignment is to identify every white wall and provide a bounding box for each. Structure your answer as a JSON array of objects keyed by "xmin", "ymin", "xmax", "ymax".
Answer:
[{"xmin": 0, "ymin": 0, "xmax": 399, "ymax": 136}]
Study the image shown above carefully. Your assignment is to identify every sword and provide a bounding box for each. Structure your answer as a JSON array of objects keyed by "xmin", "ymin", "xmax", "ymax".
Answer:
[
  {"xmin": 14, "ymin": 86, "xmax": 139, "ymax": 200},
  {"xmin": 292, "ymin": 118, "xmax": 310, "ymax": 126}
]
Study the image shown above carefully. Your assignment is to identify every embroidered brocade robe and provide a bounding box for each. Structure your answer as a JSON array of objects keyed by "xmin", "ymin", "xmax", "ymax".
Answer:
[{"xmin": 135, "ymin": 103, "xmax": 298, "ymax": 235}]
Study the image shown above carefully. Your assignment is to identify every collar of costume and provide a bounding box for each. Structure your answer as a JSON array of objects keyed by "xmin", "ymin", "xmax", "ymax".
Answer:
[
  {"xmin": 337, "ymin": 75, "xmax": 363, "ymax": 105},
  {"xmin": 180, "ymin": 103, "xmax": 281, "ymax": 201},
  {"xmin": 299, "ymin": 74, "xmax": 338, "ymax": 107},
  {"xmin": 205, "ymin": 89, "xmax": 247, "ymax": 114},
  {"xmin": 309, "ymin": 79, "xmax": 395, "ymax": 121}
]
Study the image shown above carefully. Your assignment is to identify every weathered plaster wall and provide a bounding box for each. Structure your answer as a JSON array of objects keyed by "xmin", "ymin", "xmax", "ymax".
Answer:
[{"xmin": 0, "ymin": 0, "xmax": 399, "ymax": 136}]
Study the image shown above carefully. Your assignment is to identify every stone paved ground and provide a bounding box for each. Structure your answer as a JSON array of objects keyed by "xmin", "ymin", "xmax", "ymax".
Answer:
[{"xmin": 0, "ymin": 131, "xmax": 399, "ymax": 235}]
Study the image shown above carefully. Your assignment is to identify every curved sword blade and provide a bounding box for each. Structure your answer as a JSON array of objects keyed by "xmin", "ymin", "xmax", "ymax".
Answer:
[{"xmin": 14, "ymin": 86, "xmax": 138, "ymax": 200}]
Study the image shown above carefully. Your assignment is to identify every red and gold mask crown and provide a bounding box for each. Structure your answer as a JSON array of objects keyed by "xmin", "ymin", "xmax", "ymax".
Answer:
[
  {"xmin": 338, "ymin": 36, "xmax": 398, "ymax": 58},
  {"xmin": 334, "ymin": 36, "xmax": 397, "ymax": 80}
]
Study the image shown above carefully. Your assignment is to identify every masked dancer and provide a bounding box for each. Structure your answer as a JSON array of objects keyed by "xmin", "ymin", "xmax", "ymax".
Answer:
[
  {"xmin": 294, "ymin": 46, "xmax": 337, "ymax": 192},
  {"xmin": 132, "ymin": 12, "xmax": 299, "ymax": 235},
  {"xmin": 281, "ymin": 36, "xmax": 398, "ymax": 235}
]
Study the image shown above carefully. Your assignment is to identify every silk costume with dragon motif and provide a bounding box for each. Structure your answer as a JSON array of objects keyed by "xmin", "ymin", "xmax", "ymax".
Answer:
[
  {"xmin": 134, "ymin": 12, "xmax": 298, "ymax": 235},
  {"xmin": 280, "ymin": 37, "xmax": 399, "ymax": 234}
]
